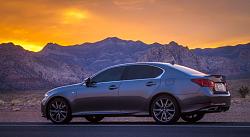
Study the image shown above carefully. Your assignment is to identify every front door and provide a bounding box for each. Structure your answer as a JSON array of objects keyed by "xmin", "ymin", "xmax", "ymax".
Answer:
[
  {"xmin": 75, "ymin": 81, "xmax": 121, "ymax": 114},
  {"xmin": 75, "ymin": 66, "xmax": 125, "ymax": 115}
]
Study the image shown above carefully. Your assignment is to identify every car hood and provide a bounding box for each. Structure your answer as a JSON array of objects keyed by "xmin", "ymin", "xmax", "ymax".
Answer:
[{"xmin": 46, "ymin": 83, "xmax": 84, "ymax": 95}]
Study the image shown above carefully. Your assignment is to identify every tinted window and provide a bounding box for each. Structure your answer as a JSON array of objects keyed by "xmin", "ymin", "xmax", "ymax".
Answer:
[
  {"xmin": 173, "ymin": 65, "xmax": 206, "ymax": 76},
  {"xmin": 92, "ymin": 66, "xmax": 125, "ymax": 83},
  {"xmin": 123, "ymin": 65, "xmax": 163, "ymax": 80}
]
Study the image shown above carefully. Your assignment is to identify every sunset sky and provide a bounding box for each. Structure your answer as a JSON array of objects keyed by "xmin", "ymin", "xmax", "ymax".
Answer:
[{"xmin": 0, "ymin": 0, "xmax": 250, "ymax": 51}]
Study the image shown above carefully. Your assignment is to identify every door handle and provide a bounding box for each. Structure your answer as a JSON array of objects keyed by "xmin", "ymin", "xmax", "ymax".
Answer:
[
  {"xmin": 109, "ymin": 85, "xmax": 118, "ymax": 90},
  {"xmin": 146, "ymin": 81, "xmax": 156, "ymax": 86}
]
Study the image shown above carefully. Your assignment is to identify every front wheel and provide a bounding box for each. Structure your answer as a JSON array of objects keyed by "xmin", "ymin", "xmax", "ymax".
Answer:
[
  {"xmin": 181, "ymin": 113, "xmax": 205, "ymax": 123},
  {"xmin": 47, "ymin": 98, "xmax": 72, "ymax": 124},
  {"xmin": 85, "ymin": 116, "xmax": 104, "ymax": 123},
  {"xmin": 151, "ymin": 95, "xmax": 181, "ymax": 124}
]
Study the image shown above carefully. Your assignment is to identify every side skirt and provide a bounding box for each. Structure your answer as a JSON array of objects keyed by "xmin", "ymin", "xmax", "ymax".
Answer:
[{"xmin": 72, "ymin": 111, "xmax": 150, "ymax": 117}]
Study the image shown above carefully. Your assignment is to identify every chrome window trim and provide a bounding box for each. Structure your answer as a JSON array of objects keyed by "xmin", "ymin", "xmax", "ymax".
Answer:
[{"xmin": 91, "ymin": 64, "xmax": 165, "ymax": 84}]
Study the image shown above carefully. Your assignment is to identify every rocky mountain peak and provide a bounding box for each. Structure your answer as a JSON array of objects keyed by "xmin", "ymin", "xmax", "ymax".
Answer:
[
  {"xmin": 150, "ymin": 42, "xmax": 162, "ymax": 46},
  {"xmin": 0, "ymin": 42, "xmax": 27, "ymax": 54},
  {"xmin": 0, "ymin": 42, "xmax": 24, "ymax": 49},
  {"xmin": 168, "ymin": 41, "xmax": 179, "ymax": 46},
  {"xmin": 101, "ymin": 37, "xmax": 124, "ymax": 43},
  {"xmin": 43, "ymin": 43, "xmax": 61, "ymax": 49},
  {"xmin": 39, "ymin": 43, "xmax": 63, "ymax": 54}
]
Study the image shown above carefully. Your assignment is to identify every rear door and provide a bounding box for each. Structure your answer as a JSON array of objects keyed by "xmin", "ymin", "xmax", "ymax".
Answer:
[{"xmin": 118, "ymin": 65, "xmax": 163, "ymax": 113}]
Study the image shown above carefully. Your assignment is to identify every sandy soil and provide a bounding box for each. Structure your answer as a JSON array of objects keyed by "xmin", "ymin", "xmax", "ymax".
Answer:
[{"xmin": 0, "ymin": 90, "xmax": 250, "ymax": 123}]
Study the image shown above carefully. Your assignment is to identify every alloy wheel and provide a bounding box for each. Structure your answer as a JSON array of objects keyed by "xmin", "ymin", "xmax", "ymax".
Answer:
[
  {"xmin": 151, "ymin": 95, "xmax": 180, "ymax": 123},
  {"xmin": 48, "ymin": 98, "xmax": 71, "ymax": 123}
]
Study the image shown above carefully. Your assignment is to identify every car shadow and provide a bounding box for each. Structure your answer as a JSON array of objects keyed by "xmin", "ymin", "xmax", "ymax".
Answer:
[
  {"xmin": 67, "ymin": 121, "xmax": 250, "ymax": 126},
  {"xmin": 1, "ymin": 121, "xmax": 250, "ymax": 126}
]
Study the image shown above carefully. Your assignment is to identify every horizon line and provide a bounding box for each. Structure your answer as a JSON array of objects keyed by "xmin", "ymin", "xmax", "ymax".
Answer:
[{"xmin": 1, "ymin": 37, "xmax": 250, "ymax": 52}]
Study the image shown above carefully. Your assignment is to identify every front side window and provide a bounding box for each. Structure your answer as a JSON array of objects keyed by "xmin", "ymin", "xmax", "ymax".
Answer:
[
  {"xmin": 92, "ymin": 66, "xmax": 125, "ymax": 83},
  {"xmin": 122, "ymin": 65, "xmax": 163, "ymax": 80}
]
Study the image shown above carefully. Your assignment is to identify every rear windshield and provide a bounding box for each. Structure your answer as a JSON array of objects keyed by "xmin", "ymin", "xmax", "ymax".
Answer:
[{"xmin": 172, "ymin": 65, "xmax": 207, "ymax": 76}]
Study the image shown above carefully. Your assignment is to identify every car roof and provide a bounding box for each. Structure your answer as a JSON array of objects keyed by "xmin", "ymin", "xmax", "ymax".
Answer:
[
  {"xmin": 111, "ymin": 62, "xmax": 207, "ymax": 76},
  {"xmin": 112, "ymin": 62, "xmax": 171, "ymax": 67}
]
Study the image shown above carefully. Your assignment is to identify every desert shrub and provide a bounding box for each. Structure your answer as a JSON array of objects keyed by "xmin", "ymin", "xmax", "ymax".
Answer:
[
  {"xmin": 238, "ymin": 86, "xmax": 249, "ymax": 98},
  {"xmin": 0, "ymin": 100, "xmax": 5, "ymax": 105},
  {"xmin": 10, "ymin": 99, "xmax": 22, "ymax": 106}
]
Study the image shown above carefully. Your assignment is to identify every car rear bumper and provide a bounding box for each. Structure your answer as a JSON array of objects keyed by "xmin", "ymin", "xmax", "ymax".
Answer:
[
  {"xmin": 198, "ymin": 95, "xmax": 231, "ymax": 113},
  {"xmin": 198, "ymin": 105, "xmax": 230, "ymax": 113},
  {"xmin": 179, "ymin": 92, "xmax": 231, "ymax": 113}
]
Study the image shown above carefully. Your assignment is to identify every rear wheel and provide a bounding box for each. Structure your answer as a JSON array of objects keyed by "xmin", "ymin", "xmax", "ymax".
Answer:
[
  {"xmin": 151, "ymin": 95, "xmax": 181, "ymax": 124},
  {"xmin": 181, "ymin": 113, "xmax": 205, "ymax": 123},
  {"xmin": 85, "ymin": 116, "xmax": 104, "ymax": 123},
  {"xmin": 47, "ymin": 98, "xmax": 72, "ymax": 124}
]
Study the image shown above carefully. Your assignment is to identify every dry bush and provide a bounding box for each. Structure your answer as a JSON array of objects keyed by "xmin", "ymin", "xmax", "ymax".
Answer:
[
  {"xmin": 0, "ymin": 100, "xmax": 5, "ymax": 105},
  {"xmin": 238, "ymin": 86, "xmax": 249, "ymax": 98}
]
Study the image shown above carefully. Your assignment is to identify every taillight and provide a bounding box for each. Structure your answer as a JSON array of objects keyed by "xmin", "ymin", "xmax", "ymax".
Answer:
[
  {"xmin": 225, "ymin": 82, "xmax": 229, "ymax": 90},
  {"xmin": 191, "ymin": 78, "xmax": 215, "ymax": 88}
]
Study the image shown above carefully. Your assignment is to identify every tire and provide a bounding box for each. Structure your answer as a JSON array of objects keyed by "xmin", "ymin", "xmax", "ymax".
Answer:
[
  {"xmin": 85, "ymin": 116, "xmax": 104, "ymax": 123},
  {"xmin": 47, "ymin": 98, "xmax": 72, "ymax": 124},
  {"xmin": 181, "ymin": 113, "xmax": 205, "ymax": 123},
  {"xmin": 151, "ymin": 95, "xmax": 181, "ymax": 124}
]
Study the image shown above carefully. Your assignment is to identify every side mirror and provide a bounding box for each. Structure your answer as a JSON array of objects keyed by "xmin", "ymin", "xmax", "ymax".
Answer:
[{"xmin": 84, "ymin": 77, "xmax": 92, "ymax": 87}]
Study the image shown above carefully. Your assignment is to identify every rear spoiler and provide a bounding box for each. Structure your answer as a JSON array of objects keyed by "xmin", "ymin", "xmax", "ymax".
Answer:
[{"xmin": 206, "ymin": 75, "xmax": 226, "ymax": 83}]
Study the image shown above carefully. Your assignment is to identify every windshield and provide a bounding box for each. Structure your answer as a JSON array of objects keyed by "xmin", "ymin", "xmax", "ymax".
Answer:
[{"xmin": 172, "ymin": 64, "xmax": 207, "ymax": 76}]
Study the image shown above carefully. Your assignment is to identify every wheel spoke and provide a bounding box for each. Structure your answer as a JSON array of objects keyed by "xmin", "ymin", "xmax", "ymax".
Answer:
[
  {"xmin": 51, "ymin": 104, "xmax": 56, "ymax": 109},
  {"xmin": 153, "ymin": 108, "xmax": 162, "ymax": 112},
  {"xmin": 60, "ymin": 112, "xmax": 66, "ymax": 118},
  {"xmin": 56, "ymin": 113, "xmax": 60, "ymax": 121},
  {"xmin": 51, "ymin": 112, "xmax": 57, "ymax": 117},
  {"xmin": 166, "ymin": 102, "xmax": 173, "ymax": 108},
  {"xmin": 60, "ymin": 110, "xmax": 67, "ymax": 114},
  {"xmin": 61, "ymin": 104, "xmax": 66, "ymax": 109},
  {"xmin": 165, "ymin": 110, "xmax": 173, "ymax": 118},
  {"xmin": 155, "ymin": 101, "xmax": 162, "ymax": 107},
  {"xmin": 161, "ymin": 111, "xmax": 167, "ymax": 121},
  {"xmin": 164, "ymin": 99, "xmax": 169, "ymax": 107},
  {"xmin": 58, "ymin": 102, "xmax": 62, "ymax": 109},
  {"xmin": 160, "ymin": 112, "xmax": 164, "ymax": 121},
  {"xmin": 49, "ymin": 110, "xmax": 57, "ymax": 113},
  {"xmin": 160, "ymin": 99, "xmax": 164, "ymax": 107},
  {"xmin": 55, "ymin": 102, "xmax": 59, "ymax": 109},
  {"xmin": 166, "ymin": 108, "xmax": 175, "ymax": 112},
  {"xmin": 155, "ymin": 110, "xmax": 163, "ymax": 117}
]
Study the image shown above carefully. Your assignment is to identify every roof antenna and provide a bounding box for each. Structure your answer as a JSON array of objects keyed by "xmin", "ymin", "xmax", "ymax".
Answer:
[{"xmin": 170, "ymin": 56, "xmax": 175, "ymax": 65}]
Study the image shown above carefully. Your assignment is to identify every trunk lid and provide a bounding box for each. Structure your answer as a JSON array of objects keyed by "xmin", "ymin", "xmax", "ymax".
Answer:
[{"xmin": 206, "ymin": 75, "xmax": 228, "ymax": 93}]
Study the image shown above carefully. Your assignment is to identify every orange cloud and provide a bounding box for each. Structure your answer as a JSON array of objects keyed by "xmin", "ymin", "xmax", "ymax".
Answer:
[{"xmin": 0, "ymin": 0, "xmax": 249, "ymax": 51}]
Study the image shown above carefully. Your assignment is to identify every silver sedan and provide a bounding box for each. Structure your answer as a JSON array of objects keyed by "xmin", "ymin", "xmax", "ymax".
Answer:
[{"xmin": 41, "ymin": 62, "xmax": 231, "ymax": 124}]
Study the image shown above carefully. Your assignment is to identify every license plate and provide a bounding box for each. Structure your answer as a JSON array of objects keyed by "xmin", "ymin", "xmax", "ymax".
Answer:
[{"xmin": 215, "ymin": 83, "xmax": 227, "ymax": 91}]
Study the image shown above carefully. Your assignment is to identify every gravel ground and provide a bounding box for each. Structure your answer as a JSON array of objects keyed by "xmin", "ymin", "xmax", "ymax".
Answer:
[{"xmin": 0, "ymin": 90, "xmax": 250, "ymax": 123}]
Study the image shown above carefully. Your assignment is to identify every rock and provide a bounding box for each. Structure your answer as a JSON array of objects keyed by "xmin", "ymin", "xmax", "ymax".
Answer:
[
  {"xmin": 12, "ymin": 108, "xmax": 21, "ymax": 111},
  {"xmin": 0, "ymin": 100, "xmax": 5, "ymax": 105},
  {"xmin": 10, "ymin": 99, "xmax": 22, "ymax": 106}
]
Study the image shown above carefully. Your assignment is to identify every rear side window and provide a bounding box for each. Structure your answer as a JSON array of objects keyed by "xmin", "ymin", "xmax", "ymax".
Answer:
[
  {"xmin": 92, "ymin": 66, "xmax": 125, "ymax": 83},
  {"xmin": 122, "ymin": 65, "xmax": 163, "ymax": 80}
]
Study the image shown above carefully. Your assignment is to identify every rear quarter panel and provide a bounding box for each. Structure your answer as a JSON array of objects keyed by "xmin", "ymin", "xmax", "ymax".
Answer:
[{"xmin": 147, "ymin": 65, "xmax": 210, "ymax": 113}]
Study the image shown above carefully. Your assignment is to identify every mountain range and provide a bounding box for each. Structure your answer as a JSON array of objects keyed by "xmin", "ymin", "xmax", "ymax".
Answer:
[{"xmin": 0, "ymin": 37, "xmax": 250, "ymax": 90}]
